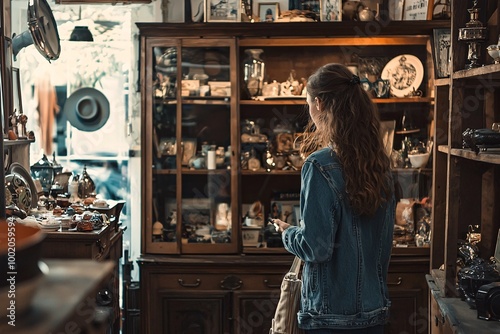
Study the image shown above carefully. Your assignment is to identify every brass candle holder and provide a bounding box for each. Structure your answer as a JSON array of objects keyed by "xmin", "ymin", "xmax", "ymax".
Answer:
[{"xmin": 458, "ymin": 0, "xmax": 488, "ymax": 69}]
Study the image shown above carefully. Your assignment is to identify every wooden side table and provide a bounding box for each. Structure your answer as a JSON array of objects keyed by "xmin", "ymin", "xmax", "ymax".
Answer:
[{"xmin": 40, "ymin": 225, "xmax": 123, "ymax": 333}]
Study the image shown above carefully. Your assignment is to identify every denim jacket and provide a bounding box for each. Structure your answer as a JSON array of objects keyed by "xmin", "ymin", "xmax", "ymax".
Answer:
[{"xmin": 282, "ymin": 147, "xmax": 395, "ymax": 330}]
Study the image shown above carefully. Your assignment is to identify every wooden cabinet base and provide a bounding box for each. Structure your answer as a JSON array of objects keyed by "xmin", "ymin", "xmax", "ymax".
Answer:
[{"xmin": 139, "ymin": 250, "xmax": 429, "ymax": 334}]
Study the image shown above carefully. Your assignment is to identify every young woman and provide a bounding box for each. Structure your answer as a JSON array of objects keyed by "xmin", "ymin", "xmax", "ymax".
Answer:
[{"xmin": 272, "ymin": 63, "xmax": 395, "ymax": 334}]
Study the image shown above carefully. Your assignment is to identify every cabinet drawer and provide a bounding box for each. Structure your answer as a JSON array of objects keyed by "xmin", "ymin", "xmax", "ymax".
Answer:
[
  {"xmin": 387, "ymin": 272, "xmax": 426, "ymax": 290},
  {"xmin": 156, "ymin": 273, "xmax": 284, "ymax": 291}
]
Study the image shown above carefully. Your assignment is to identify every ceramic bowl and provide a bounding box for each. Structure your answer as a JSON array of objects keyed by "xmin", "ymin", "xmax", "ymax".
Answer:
[{"xmin": 408, "ymin": 152, "xmax": 430, "ymax": 168}]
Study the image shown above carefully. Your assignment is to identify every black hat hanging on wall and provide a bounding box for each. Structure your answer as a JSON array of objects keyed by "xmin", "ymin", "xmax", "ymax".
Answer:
[{"xmin": 63, "ymin": 87, "xmax": 110, "ymax": 132}]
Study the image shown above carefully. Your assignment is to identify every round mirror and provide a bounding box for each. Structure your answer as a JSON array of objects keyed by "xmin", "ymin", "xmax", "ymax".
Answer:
[{"xmin": 12, "ymin": 0, "xmax": 61, "ymax": 62}]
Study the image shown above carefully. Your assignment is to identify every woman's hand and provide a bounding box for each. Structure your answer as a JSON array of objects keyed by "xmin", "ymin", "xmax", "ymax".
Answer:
[{"xmin": 271, "ymin": 218, "xmax": 290, "ymax": 233}]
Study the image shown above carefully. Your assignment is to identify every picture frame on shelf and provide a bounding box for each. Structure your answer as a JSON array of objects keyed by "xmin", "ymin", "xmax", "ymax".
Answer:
[
  {"xmin": 320, "ymin": 0, "xmax": 341, "ymax": 22},
  {"xmin": 403, "ymin": 0, "xmax": 433, "ymax": 21},
  {"xmin": 300, "ymin": 0, "xmax": 320, "ymax": 13},
  {"xmin": 181, "ymin": 138, "xmax": 197, "ymax": 166},
  {"xmin": 380, "ymin": 120, "xmax": 396, "ymax": 158},
  {"xmin": 181, "ymin": 198, "xmax": 212, "ymax": 226},
  {"xmin": 293, "ymin": 205, "xmax": 301, "ymax": 226},
  {"xmin": 187, "ymin": 0, "xmax": 204, "ymax": 22},
  {"xmin": 12, "ymin": 67, "xmax": 23, "ymax": 117},
  {"xmin": 270, "ymin": 201, "xmax": 282, "ymax": 220},
  {"xmin": 431, "ymin": 0, "xmax": 451, "ymax": 20},
  {"xmin": 206, "ymin": 0, "xmax": 241, "ymax": 22},
  {"xmin": 270, "ymin": 200, "xmax": 300, "ymax": 225},
  {"xmin": 258, "ymin": 2, "xmax": 280, "ymax": 22},
  {"xmin": 432, "ymin": 28, "xmax": 451, "ymax": 78},
  {"xmin": 388, "ymin": 0, "xmax": 405, "ymax": 20}
]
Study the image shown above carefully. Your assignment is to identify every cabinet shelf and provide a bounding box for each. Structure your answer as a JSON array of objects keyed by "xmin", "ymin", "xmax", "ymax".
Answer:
[
  {"xmin": 181, "ymin": 97, "xmax": 231, "ymax": 105},
  {"xmin": 153, "ymin": 169, "xmax": 176, "ymax": 175},
  {"xmin": 240, "ymin": 97, "xmax": 434, "ymax": 105},
  {"xmin": 154, "ymin": 97, "xmax": 232, "ymax": 105},
  {"xmin": 136, "ymin": 21, "xmax": 451, "ymax": 38},
  {"xmin": 3, "ymin": 138, "xmax": 35, "ymax": 146},
  {"xmin": 434, "ymin": 78, "xmax": 450, "ymax": 87},
  {"xmin": 241, "ymin": 169, "xmax": 301, "ymax": 175},
  {"xmin": 180, "ymin": 168, "xmax": 231, "ymax": 175},
  {"xmin": 453, "ymin": 63, "xmax": 500, "ymax": 80},
  {"xmin": 450, "ymin": 148, "xmax": 500, "ymax": 165},
  {"xmin": 437, "ymin": 145, "xmax": 500, "ymax": 165}
]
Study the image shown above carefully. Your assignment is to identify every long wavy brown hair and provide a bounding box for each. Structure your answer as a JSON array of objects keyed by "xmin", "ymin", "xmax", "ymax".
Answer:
[{"xmin": 301, "ymin": 63, "xmax": 392, "ymax": 217}]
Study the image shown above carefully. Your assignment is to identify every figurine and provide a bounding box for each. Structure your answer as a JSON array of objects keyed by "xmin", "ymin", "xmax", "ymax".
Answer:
[{"xmin": 17, "ymin": 112, "xmax": 28, "ymax": 139}]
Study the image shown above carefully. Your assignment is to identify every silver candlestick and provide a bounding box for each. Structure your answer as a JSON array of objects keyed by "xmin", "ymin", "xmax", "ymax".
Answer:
[{"xmin": 458, "ymin": 0, "xmax": 488, "ymax": 69}]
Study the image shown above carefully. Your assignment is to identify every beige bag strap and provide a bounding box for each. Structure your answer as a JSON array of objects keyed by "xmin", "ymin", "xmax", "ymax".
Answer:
[{"xmin": 288, "ymin": 256, "xmax": 302, "ymax": 278}]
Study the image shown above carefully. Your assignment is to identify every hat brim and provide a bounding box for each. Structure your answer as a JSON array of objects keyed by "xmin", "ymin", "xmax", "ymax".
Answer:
[{"xmin": 64, "ymin": 87, "xmax": 110, "ymax": 132}]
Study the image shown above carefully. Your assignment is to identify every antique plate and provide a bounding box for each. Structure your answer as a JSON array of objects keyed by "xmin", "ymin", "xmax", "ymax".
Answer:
[
  {"xmin": 381, "ymin": 54, "xmax": 424, "ymax": 98},
  {"xmin": 8, "ymin": 162, "xmax": 38, "ymax": 209}
]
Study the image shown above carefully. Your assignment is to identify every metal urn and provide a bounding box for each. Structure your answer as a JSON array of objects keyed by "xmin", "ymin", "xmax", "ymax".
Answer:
[{"xmin": 458, "ymin": 0, "xmax": 488, "ymax": 69}]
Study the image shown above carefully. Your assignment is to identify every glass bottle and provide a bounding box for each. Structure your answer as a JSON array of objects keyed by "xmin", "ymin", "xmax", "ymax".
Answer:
[
  {"xmin": 78, "ymin": 165, "xmax": 96, "ymax": 199},
  {"xmin": 243, "ymin": 49, "xmax": 265, "ymax": 98}
]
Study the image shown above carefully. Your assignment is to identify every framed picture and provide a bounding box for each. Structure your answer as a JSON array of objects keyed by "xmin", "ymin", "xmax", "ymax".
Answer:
[
  {"xmin": 206, "ymin": 0, "xmax": 241, "ymax": 22},
  {"xmin": 258, "ymin": 2, "xmax": 280, "ymax": 22},
  {"xmin": 320, "ymin": 0, "xmax": 341, "ymax": 22},
  {"xmin": 270, "ymin": 200, "xmax": 300, "ymax": 225},
  {"xmin": 12, "ymin": 68, "xmax": 23, "ymax": 116},
  {"xmin": 293, "ymin": 205, "xmax": 301, "ymax": 225},
  {"xmin": 403, "ymin": 0, "xmax": 433, "ymax": 21},
  {"xmin": 389, "ymin": 0, "xmax": 405, "ymax": 20},
  {"xmin": 181, "ymin": 198, "xmax": 212, "ymax": 226},
  {"xmin": 181, "ymin": 138, "xmax": 197, "ymax": 166},
  {"xmin": 299, "ymin": 0, "xmax": 320, "ymax": 14},
  {"xmin": 380, "ymin": 120, "xmax": 396, "ymax": 157},
  {"xmin": 432, "ymin": 0, "xmax": 451, "ymax": 20},
  {"xmin": 432, "ymin": 28, "xmax": 451, "ymax": 78}
]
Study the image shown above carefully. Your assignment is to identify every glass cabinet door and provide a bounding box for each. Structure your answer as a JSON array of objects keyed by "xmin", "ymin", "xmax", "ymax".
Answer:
[{"xmin": 143, "ymin": 39, "xmax": 237, "ymax": 254}]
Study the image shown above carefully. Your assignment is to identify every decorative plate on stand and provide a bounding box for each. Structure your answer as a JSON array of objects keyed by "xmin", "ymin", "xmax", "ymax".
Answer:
[
  {"xmin": 381, "ymin": 54, "xmax": 424, "ymax": 98},
  {"xmin": 8, "ymin": 162, "xmax": 38, "ymax": 210}
]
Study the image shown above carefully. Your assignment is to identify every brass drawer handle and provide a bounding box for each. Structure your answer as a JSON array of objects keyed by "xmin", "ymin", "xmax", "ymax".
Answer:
[
  {"xmin": 434, "ymin": 315, "xmax": 445, "ymax": 327},
  {"xmin": 178, "ymin": 278, "xmax": 201, "ymax": 287},
  {"xmin": 387, "ymin": 276, "xmax": 403, "ymax": 286},
  {"xmin": 264, "ymin": 279, "xmax": 281, "ymax": 288},
  {"xmin": 220, "ymin": 275, "xmax": 243, "ymax": 290}
]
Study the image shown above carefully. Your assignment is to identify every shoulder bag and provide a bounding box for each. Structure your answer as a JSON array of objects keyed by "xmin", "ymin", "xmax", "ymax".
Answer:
[{"xmin": 270, "ymin": 256, "xmax": 304, "ymax": 334}]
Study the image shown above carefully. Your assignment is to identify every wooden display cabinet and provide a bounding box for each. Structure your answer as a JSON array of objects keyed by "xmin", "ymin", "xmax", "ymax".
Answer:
[
  {"xmin": 429, "ymin": 0, "xmax": 500, "ymax": 333},
  {"xmin": 138, "ymin": 20, "xmax": 450, "ymax": 334}
]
